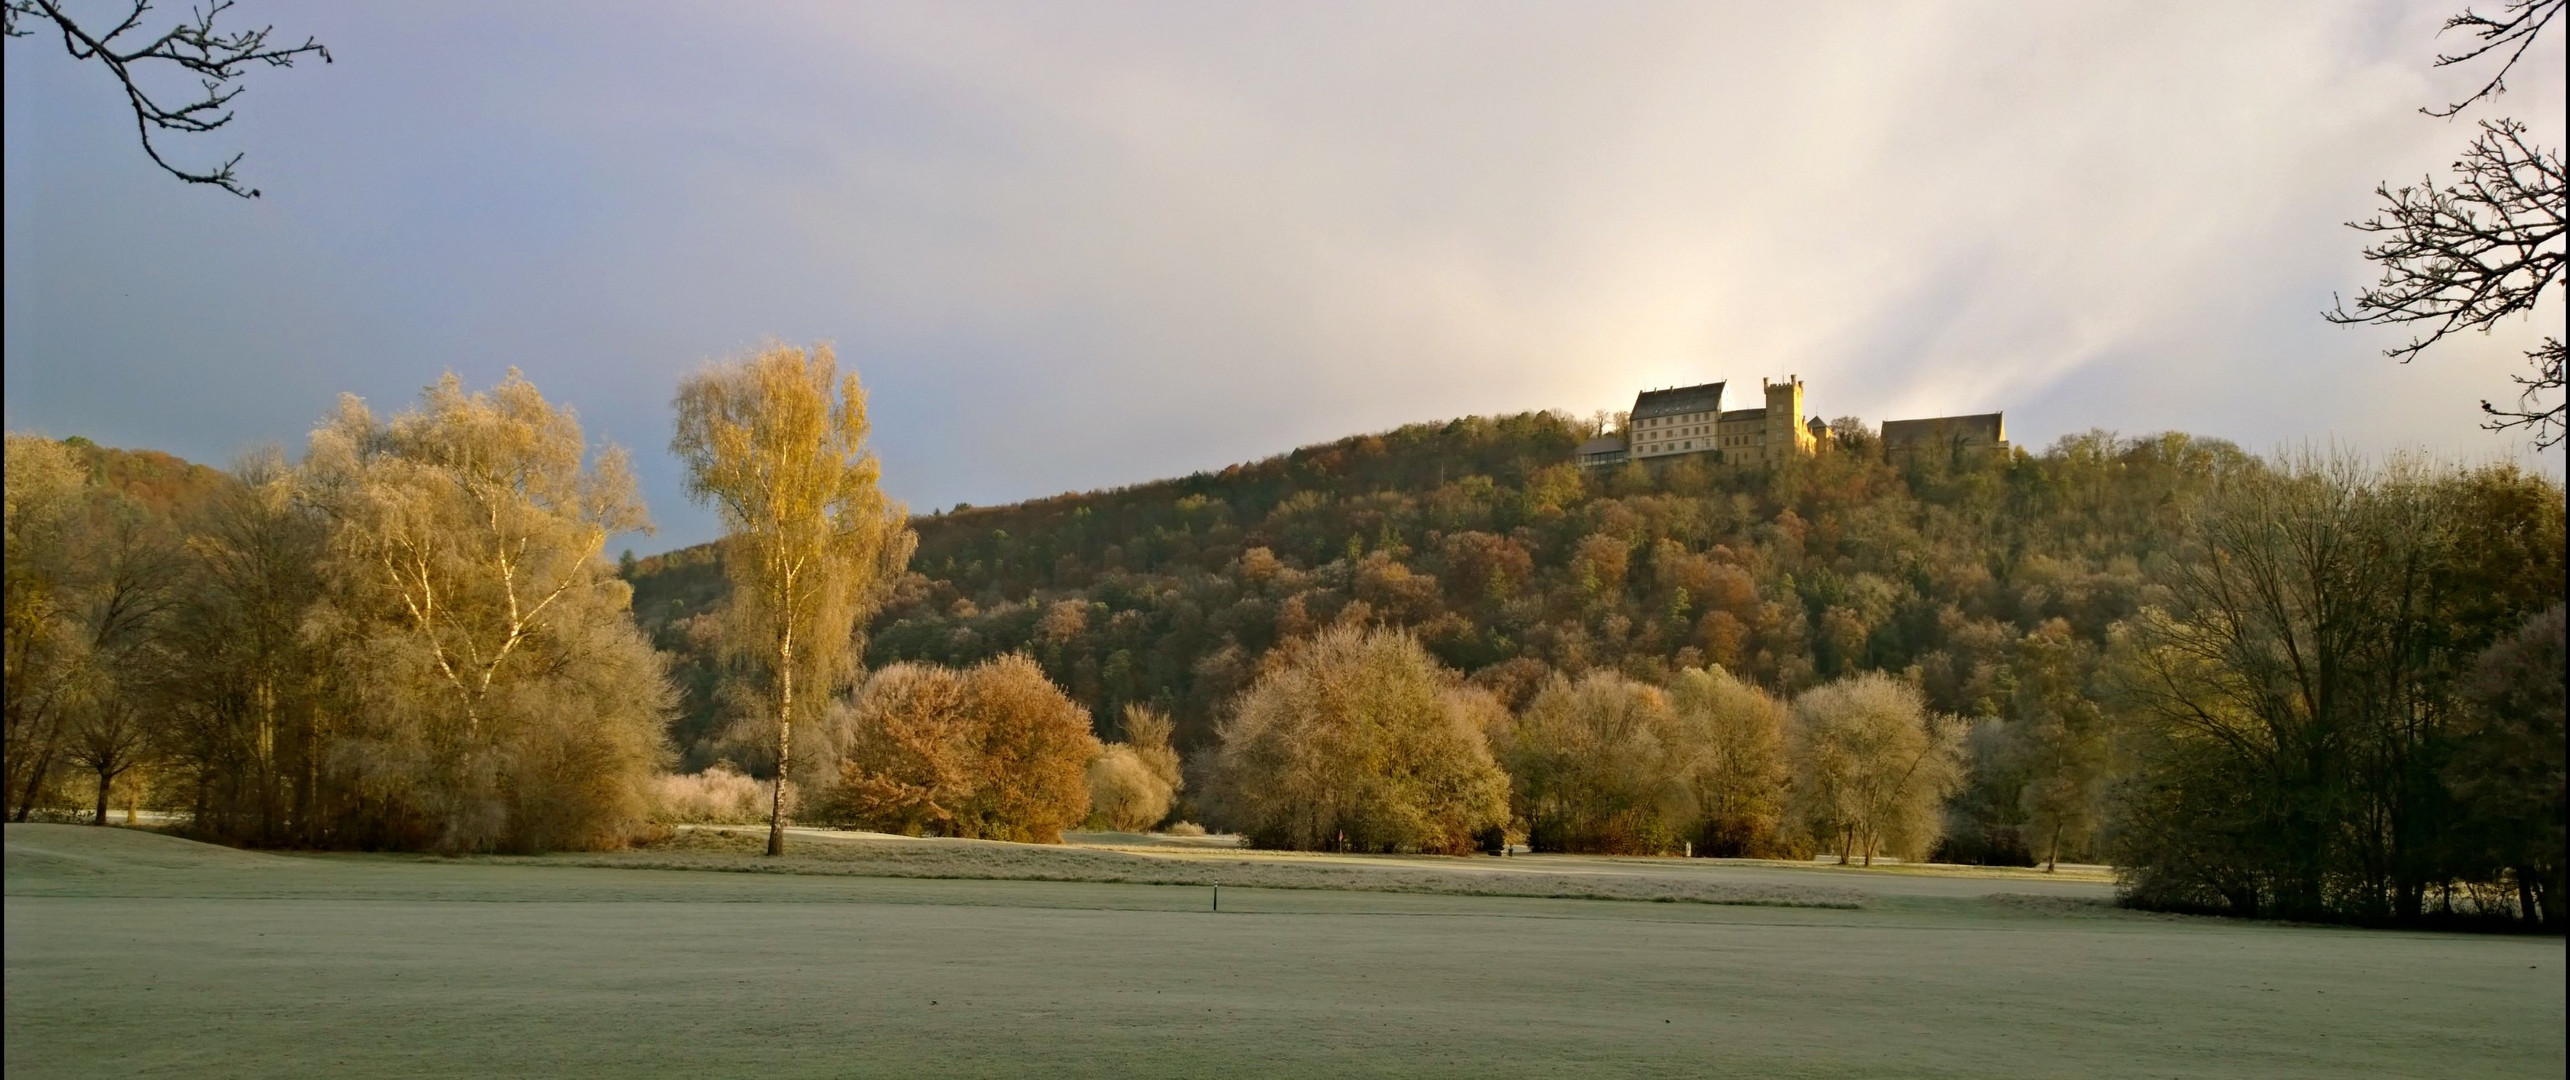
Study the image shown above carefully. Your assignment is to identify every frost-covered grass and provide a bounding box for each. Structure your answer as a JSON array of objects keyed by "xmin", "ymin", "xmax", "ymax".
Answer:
[
  {"xmin": 7, "ymin": 823, "xmax": 2562, "ymax": 1080},
  {"xmin": 528, "ymin": 825, "xmax": 1865, "ymax": 908}
]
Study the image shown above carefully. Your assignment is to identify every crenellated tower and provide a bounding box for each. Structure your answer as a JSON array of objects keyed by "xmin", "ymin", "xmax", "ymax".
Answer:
[{"xmin": 1761, "ymin": 375, "xmax": 1815, "ymax": 459}]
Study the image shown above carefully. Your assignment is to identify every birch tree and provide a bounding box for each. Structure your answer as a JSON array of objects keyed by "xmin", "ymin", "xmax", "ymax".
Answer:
[
  {"xmin": 672, "ymin": 343, "xmax": 914, "ymax": 855},
  {"xmin": 1787, "ymin": 673, "xmax": 1965, "ymax": 865},
  {"xmin": 304, "ymin": 371, "xmax": 667, "ymax": 851}
]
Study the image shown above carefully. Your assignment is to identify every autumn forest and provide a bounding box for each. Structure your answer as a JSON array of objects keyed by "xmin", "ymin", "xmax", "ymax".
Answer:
[{"xmin": 8, "ymin": 352, "xmax": 2562, "ymax": 929}]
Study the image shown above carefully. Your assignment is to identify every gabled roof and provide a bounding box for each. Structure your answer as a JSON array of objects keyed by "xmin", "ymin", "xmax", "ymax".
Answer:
[{"xmin": 1631, "ymin": 382, "xmax": 1724, "ymax": 421}]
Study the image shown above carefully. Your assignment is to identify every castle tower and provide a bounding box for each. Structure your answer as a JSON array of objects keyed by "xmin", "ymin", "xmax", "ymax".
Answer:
[{"xmin": 1761, "ymin": 375, "xmax": 1814, "ymax": 461}]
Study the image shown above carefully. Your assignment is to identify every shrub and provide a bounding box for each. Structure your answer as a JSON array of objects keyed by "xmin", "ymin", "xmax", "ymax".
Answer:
[
  {"xmin": 1206, "ymin": 625, "xmax": 1508, "ymax": 854},
  {"xmin": 1086, "ymin": 704, "xmax": 1185, "ymax": 831},
  {"xmin": 1086, "ymin": 746, "xmax": 1172, "ymax": 832},
  {"xmin": 825, "ymin": 654, "xmax": 1101, "ymax": 843},
  {"xmin": 649, "ymin": 764, "xmax": 769, "ymax": 824}
]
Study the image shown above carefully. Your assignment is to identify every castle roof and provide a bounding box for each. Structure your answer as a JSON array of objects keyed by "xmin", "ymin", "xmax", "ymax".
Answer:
[
  {"xmin": 1631, "ymin": 382, "xmax": 1724, "ymax": 420},
  {"xmin": 1720, "ymin": 407, "xmax": 1767, "ymax": 421},
  {"xmin": 1577, "ymin": 436, "xmax": 1628, "ymax": 455},
  {"xmin": 1881, "ymin": 413, "xmax": 2006, "ymax": 446}
]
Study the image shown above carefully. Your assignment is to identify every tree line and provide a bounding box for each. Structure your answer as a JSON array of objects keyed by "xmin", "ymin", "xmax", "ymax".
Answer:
[
  {"xmin": 637, "ymin": 407, "xmax": 2557, "ymax": 927},
  {"xmin": 7, "ymin": 374, "xmax": 665, "ymax": 850},
  {"xmin": 7, "ymin": 347, "xmax": 2557, "ymax": 929}
]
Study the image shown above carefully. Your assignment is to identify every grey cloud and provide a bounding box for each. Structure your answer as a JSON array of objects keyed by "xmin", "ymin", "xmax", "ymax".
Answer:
[{"xmin": 6, "ymin": 1, "xmax": 2558, "ymax": 549}]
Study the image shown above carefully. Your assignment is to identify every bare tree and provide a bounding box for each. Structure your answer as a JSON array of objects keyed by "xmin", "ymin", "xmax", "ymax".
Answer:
[
  {"xmin": 157, "ymin": 449, "xmax": 331, "ymax": 845},
  {"xmin": 672, "ymin": 343, "xmax": 914, "ymax": 856},
  {"xmin": 2423, "ymin": 0, "xmax": 2565, "ymax": 117},
  {"xmin": 67, "ymin": 696, "xmax": 155, "ymax": 825},
  {"xmin": 2330, "ymin": 1, "xmax": 2566, "ymax": 447},
  {"xmin": 3, "ymin": 0, "xmax": 329, "ymax": 197}
]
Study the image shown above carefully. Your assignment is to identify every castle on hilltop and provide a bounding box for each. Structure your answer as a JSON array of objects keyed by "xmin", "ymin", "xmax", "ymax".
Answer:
[{"xmin": 1576, "ymin": 375, "xmax": 2007, "ymax": 469}]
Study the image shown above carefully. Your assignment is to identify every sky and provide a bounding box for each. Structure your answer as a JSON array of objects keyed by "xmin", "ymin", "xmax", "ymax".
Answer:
[{"xmin": 6, "ymin": 1, "xmax": 2562, "ymax": 552}]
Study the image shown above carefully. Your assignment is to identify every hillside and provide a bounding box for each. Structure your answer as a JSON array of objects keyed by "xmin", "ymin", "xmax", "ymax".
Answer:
[
  {"xmin": 57, "ymin": 437, "xmax": 241, "ymax": 519},
  {"xmin": 630, "ymin": 411, "xmax": 2242, "ymax": 819}
]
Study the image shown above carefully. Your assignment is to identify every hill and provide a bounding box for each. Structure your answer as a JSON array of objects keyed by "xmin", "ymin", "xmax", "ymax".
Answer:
[
  {"xmin": 630, "ymin": 409, "xmax": 2244, "ymax": 851},
  {"xmin": 56, "ymin": 436, "xmax": 241, "ymax": 519}
]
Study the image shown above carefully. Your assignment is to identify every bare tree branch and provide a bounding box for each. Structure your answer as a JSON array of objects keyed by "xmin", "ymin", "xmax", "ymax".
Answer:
[
  {"xmin": 2330, "ymin": 120, "xmax": 2567, "ymax": 448},
  {"xmin": 2424, "ymin": 0, "xmax": 2565, "ymax": 117},
  {"xmin": 3, "ymin": 0, "xmax": 328, "ymax": 198},
  {"xmin": 2482, "ymin": 337, "xmax": 2567, "ymax": 444}
]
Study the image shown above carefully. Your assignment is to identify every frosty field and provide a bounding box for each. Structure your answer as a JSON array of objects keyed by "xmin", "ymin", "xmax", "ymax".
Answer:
[{"xmin": 5, "ymin": 824, "xmax": 2559, "ymax": 1079}]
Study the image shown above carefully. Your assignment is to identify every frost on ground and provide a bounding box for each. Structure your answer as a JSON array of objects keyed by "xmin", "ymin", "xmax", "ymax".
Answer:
[{"xmin": 534, "ymin": 827, "xmax": 1866, "ymax": 909}]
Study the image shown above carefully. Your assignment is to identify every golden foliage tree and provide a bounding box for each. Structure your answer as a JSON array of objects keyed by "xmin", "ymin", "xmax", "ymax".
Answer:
[
  {"xmin": 1667, "ymin": 665, "xmax": 1790, "ymax": 856},
  {"xmin": 4, "ymin": 436, "xmax": 182, "ymax": 822},
  {"xmin": 672, "ymin": 342, "xmax": 915, "ymax": 855},
  {"xmin": 1208, "ymin": 625, "xmax": 1508, "ymax": 854},
  {"xmin": 1787, "ymin": 672, "xmax": 1964, "ymax": 865},
  {"xmin": 2008, "ymin": 619, "xmax": 2108, "ymax": 871},
  {"xmin": 1497, "ymin": 671, "xmax": 1690, "ymax": 854},
  {"xmin": 1087, "ymin": 704, "xmax": 1182, "ymax": 832},
  {"xmin": 5, "ymin": 435, "xmax": 100, "ymax": 819},
  {"xmin": 828, "ymin": 655, "xmax": 1099, "ymax": 842},
  {"xmin": 303, "ymin": 372, "xmax": 669, "ymax": 851}
]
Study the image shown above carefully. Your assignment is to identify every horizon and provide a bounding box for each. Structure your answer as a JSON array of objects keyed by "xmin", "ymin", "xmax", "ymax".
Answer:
[
  {"xmin": 7, "ymin": 1, "xmax": 2563, "ymax": 553},
  {"xmin": 30, "ymin": 382, "xmax": 2565, "ymax": 564}
]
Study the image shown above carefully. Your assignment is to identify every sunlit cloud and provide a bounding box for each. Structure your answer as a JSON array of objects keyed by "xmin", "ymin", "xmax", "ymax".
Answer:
[{"xmin": 7, "ymin": 1, "xmax": 2559, "ymax": 548}]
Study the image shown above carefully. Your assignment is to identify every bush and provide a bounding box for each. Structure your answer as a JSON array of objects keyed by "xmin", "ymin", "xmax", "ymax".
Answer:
[
  {"xmin": 1206, "ymin": 625, "xmax": 1508, "ymax": 854},
  {"xmin": 1085, "ymin": 746, "xmax": 1172, "ymax": 832},
  {"xmin": 1086, "ymin": 704, "xmax": 1185, "ymax": 831},
  {"xmin": 649, "ymin": 764, "xmax": 769, "ymax": 824},
  {"xmin": 824, "ymin": 654, "xmax": 1101, "ymax": 843}
]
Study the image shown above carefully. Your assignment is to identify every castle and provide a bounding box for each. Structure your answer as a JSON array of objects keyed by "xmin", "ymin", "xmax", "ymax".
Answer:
[{"xmin": 1576, "ymin": 375, "xmax": 2006, "ymax": 468}]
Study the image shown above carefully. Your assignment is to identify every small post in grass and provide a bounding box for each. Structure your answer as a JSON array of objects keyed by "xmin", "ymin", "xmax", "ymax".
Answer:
[{"xmin": 1213, "ymin": 884, "xmax": 1220, "ymax": 912}]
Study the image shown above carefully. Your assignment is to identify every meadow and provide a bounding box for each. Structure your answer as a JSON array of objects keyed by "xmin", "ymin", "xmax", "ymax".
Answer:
[{"xmin": 6, "ymin": 823, "xmax": 2559, "ymax": 1079}]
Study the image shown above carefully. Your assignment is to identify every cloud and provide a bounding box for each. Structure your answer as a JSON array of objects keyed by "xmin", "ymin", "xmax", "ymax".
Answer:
[{"xmin": 6, "ymin": 1, "xmax": 2559, "ymax": 549}]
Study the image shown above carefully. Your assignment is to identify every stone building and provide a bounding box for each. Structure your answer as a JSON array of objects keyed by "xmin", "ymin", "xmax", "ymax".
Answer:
[
  {"xmin": 1578, "ymin": 374, "xmax": 2008, "ymax": 471},
  {"xmin": 1879, "ymin": 413, "xmax": 2009, "ymax": 463},
  {"xmin": 1586, "ymin": 375, "xmax": 1817, "ymax": 468}
]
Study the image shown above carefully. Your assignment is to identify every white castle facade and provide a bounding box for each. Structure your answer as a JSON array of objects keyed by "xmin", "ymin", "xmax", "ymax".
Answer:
[{"xmin": 1577, "ymin": 375, "xmax": 2006, "ymax": 469}]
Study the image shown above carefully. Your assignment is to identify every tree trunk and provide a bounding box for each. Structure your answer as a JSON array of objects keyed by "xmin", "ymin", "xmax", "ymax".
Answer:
[
  {"xmin": 766, "ymin": 627, "xmax": 795, "ymax": 857},
  {"xmin": 16, "ymin": 749, "xmax": 58, "ymax": 822},
  {"xmin": 92, "ymin": 768, "xmax": 112, "ymax": 825}
]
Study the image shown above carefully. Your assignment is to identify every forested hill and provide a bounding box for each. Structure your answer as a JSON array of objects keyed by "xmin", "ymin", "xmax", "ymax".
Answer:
[
  {"xmin": 58, "ymin": 437, "xmax": 239, "ymax": 519},
  {"xmin": 630, "ymin": 410, "xmax": 2270, "ymax": 775}
]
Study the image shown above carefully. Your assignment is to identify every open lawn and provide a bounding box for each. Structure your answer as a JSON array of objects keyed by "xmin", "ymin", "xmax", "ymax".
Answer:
[{"xmin": 6, "ymin": 823, "xmax": 2560, "ymax": 1079}]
